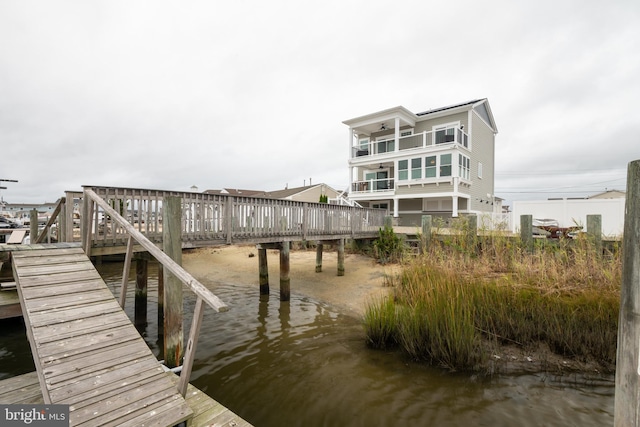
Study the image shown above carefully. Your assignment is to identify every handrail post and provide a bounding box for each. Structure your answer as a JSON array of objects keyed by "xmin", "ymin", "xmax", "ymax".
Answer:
[
  {"xmin": 59, "ymin": 198, "xmax": 67, "ymax": 243},
  {"xmin": 225, "ymin": 196, "xmax": 234, "ymax": 244},
  {"xmin": 302, "ymin": 203, "xmax": 309, "ymax": 241},
  {"xmin": 178, "ymin": 297, "xmax": 204, "ymax": 397},
  {"xmin": 119, "ymin": 236, "xmax": 134, "ymax": 308},
  {"xmin": 64, "ymin": 191, "xmax": 75, "ymax": 242}
]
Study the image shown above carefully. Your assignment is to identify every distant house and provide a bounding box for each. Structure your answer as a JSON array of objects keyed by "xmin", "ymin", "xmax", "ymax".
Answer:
[
  {"xmin": 1, "ymin": 202, "xmax": 58, "ymax": 219},
  {"xmin": 344, "ymin": 99, "xmax": 499, "ymax": 226},
  {"xmin": 588, "ymin": 189, "xmax": 626, "ymax": 199},
  {"xmin": 204, "ymin": 183, "xmax": 349, "ymax": 205},
  {"xmin": 265, "ymin": 184, "xmax": 349, "ymax": 204},
  {"xmin": 204, "ymin": 188, "xmax": 269, "ymax": 197}
]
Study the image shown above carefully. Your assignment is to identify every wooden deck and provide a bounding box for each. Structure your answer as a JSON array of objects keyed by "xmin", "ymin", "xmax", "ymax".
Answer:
[
  {"xmin": 0, "ymin": 286, "xmax": 20, "ymax": 319},
  {"xmin": 11, "ymin": 246, "xmax": 193, "ymax": 426},
  {"xmin": 0, "ymin": 372, "xmax": 252, "ymax": 427}
]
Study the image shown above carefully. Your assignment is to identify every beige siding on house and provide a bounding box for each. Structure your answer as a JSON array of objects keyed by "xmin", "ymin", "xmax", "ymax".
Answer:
[
  {"xmin": 289, "ymin": 186, "xmax": 340, "ymax": 203},
  {"xmin": 414, "ymin": 112, "xmax": 468, "ymax": 133},
  {"xmin": 467, "ymin": 111, "xmax": 495, "ymax": 212}
]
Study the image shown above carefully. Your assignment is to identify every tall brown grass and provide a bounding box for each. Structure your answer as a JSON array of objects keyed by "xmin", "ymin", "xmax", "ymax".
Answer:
[{"xmin": 363, "ymin": 218, "xmax": 621, "ymax": 372}]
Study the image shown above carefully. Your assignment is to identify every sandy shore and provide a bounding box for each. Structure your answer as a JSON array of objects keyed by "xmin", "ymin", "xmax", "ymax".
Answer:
[
  {"xmin": 182, "ymin": 245, "xmax": 398, "ymax": 318},
  {"xmin": 182, "ymin": 245, "xmax": 609, "ymax": 374}
]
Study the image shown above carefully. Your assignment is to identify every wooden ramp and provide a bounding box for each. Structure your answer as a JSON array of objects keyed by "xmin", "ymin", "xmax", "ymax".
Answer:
[
  {"xmin": 12, "ymin": 247, "xmax": 193, "ymax": 427},
  {"xmin": 1, "ymin": 372, "xmax": 253, "ymax": 427}
]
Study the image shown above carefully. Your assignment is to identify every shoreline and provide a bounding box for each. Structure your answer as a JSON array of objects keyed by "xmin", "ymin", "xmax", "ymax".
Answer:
[
  {"xmin": 182, "ymin": 245, "xmax": 398, "ymax": 319},
  {"xmin": 181, "ymin": 245, "xmax": 613, "ymax": 377}
]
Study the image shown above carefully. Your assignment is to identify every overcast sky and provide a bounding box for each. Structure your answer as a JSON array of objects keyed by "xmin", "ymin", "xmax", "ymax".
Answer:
[{"xmin": 1, "ymin": 0, "xmax": 638, "ymax": 207}]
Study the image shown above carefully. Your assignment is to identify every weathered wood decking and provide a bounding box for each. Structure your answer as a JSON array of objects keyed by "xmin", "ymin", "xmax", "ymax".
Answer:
[
  {"xmin": 0, "ymin": 283, "xmax": 20, "ymax": 320},
  {"xmin": 0, "ymin": 372, "xmax": 252, "ymax": 427},
  {"xmin": 11, "ymin": 246, "xmax": 193, "ymax": 426}
]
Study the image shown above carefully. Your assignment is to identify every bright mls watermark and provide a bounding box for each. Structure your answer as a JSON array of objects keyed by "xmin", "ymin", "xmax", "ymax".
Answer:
[{"xmin": 1, "ymin": 405, "xmax": 69, "ymax": 426}]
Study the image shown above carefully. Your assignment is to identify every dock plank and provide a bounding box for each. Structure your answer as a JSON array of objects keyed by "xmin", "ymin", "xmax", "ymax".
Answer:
[
  {"xmin": 0, "ymin": 373, "xmax": 43, "ymax": 405},
  {"xmin": 11, "ymin": 248, "xmax": 193, "ymax": 426},
  {"xmin": 16, "ymin": 270, "xmax": 101, "ymax": 287},
  {"xmin": 0, "ymin": 372, "xmax": 254, "ymax": 427},
  {"xmin": 0, "ymin": 289, "xmax": 21, "ymax": 319}
]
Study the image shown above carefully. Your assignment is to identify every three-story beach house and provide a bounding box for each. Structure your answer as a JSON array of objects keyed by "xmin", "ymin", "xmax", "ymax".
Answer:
[{"xmin": 344, "ymin": 99, "xmax": 498, "ymax": 226}]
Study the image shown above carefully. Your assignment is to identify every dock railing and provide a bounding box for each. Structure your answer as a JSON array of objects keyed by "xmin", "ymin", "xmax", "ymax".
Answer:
[
  {"xmin": 84, "ymin": 188, "xmax": 229, "ymax": 397},
  {"xmin": 73, "ymin": 186, "xmax": 384, "ymax": 251}
]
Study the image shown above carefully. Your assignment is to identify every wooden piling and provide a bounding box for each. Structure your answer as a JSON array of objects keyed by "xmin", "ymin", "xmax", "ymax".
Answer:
[
  {"xmin": 315, "ymin": 243, "xmax": 323, "ymax": 273},
  {"xmin": 421, "ymin": 215, "xmax": 432, "ymax": 253},
  {"xmin": 614, "ymin": 160, "xmax": 640, "ymax": 426},
  {"xmin": 466, "ymin": 214, "xmax": 477, "ymax": 253},
  {"xmin": 163, "ymin": 196, "xmax": 183, "ymax": 368},
  {"xmin": 29, "ymin": 209, "xmax": 38, "ymax": 244},
  {"xmin": 258, "ymin": 247, "xmax": 269, "ymax": 295},
  {"xmin": 157, "ymin": 263, "xmax": 164, "ymax": 337},
  {"xmin": 520, "ymin": 214, "xmax": 533, "ymax": 252},
  {"xmin": 337, "ymin": 239, "xmax": 345, "ymax": 276},
  {"xmin": 280, "ymin": 241, "xmax": 290, "ymax": 301},
  {"xmin": 586, "ymin": 214, "xmax": 602, "ymax": 257},
  {"xmin": 135, "ymin": 253, "xmax": 149, "ymax": 327}
]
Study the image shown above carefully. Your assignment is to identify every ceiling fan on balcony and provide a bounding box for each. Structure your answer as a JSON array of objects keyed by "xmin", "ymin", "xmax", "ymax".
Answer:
[{"xmin": 379, "ymin": 123, "xmax": 387, "ymax": 131}]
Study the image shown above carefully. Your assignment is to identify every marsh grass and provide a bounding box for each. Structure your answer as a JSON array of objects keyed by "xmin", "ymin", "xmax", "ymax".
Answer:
[{"xmin": 363, "ymin": 219, "xmax": 621, "ymax": 372}]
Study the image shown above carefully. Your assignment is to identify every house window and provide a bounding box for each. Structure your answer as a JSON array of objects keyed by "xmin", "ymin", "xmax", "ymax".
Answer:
[
  {"xmin": 376, "ymin": 137, "xmax": 394, "ymax": 153},
  {"xmin": 411, "ymin": 158, "xmax": 422, "ymax": 179},
  {"xmin": 401, "ymin": 130, "xmax": 413, "ymax": 137},
  {"xmin": 459, "ymin": 154, "xmax": 470, "ymax": 180},
  {"xmin": 398, "ymin": 160, "xmax": 408, "ymax": 180},
  {"xmin": 440, "ymin": 154, "xmax": 452, "ymax": 177},
  {"xmin": 425, "ymin": 156, "xmax": 437, "ymax": 178},
  {"xmin": 478, "ymin": 162, "xmax": 483, "ymax": 179}
]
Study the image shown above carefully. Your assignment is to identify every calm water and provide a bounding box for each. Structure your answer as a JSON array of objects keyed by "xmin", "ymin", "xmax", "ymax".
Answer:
[{"xmin": 1, "ymin": 262, "xmax": 615, "ymax": 426}]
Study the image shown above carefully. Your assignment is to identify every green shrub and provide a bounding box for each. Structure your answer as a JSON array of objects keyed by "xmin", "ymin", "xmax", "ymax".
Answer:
[{"xmin": 373, "ymin": 225, "xmax": 405, "ymax": 264}]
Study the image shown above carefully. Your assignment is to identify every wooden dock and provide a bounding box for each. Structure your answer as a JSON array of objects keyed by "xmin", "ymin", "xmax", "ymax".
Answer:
[
  {"xmin": 0, "ymin": 284, "xmax": 21, "ymax": 320},
  {"xmin": 0, "ymin": 372, "xmax": 252, "ymax": 427},
  {"xmin": 11, "ymin": 245, "xmax": 193, "ymax": 426}
]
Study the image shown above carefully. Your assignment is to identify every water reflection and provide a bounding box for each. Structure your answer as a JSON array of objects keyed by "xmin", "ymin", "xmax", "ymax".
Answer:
[{"xmin": 0, "ymin": 261, "xmax": 615, "ymax": 427}]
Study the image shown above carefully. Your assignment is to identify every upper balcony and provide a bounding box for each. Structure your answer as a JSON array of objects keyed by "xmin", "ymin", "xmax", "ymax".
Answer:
[{"xmin": 351, "ymin": 126, "xmax": 468, "ymax": 160}]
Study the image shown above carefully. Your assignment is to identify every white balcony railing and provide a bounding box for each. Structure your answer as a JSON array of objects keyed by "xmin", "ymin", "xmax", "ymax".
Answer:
[
  {"xmin": 351, "ymin": 178, "xmax": 395, "ymax": 194},
  {"xmin": 352, "ymin": 126, "xmax": 468, "ymax": 158}
]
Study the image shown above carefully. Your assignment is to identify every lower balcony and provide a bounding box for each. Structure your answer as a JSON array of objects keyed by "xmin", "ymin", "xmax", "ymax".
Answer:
[{"xmin": 351, "ymin": 178, "xmax": 395, "ymax": 195}]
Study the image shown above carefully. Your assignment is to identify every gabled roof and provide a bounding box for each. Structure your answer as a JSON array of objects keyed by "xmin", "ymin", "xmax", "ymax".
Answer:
[
  {"xmin": 203, "ymin": 183, "xmax": 341, "ymax": 201},
  {"xmin": 265, "ymin": 183, "xmax": 340, "ymax": 200},
  {"xmin": 416, "ymin": 98, "xmax": 498, "ymax": 133},
  {"xmin": 344, "ymin": 98, "xmax": 497, "ymax": 135},
  {"xmin": 204, "ymin": 188, "xmax": 268, "ymax": 197},
  {"xmin": 588, "ymin": 189, "xmax": 626, "ymax": 199},
  {"xmin": 416, "ymin": 99, "xmax": 484, "ymax": 116}
]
